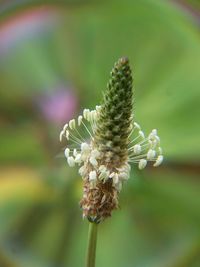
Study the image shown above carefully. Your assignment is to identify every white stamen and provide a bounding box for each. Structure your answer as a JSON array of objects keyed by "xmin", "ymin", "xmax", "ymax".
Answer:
[
  {"xmin": 59, "ymin": 130, "xmax": 64, "ymax": 142},
  {"xmin": 66, "ymin": 131, "xmax": 69, "ymax": 140},
  {"xmin": 153, "ymin": 155, "xmax": 163, "ymax": 167},
  {"xmin": 152, "ymin": 129, "xmax": 157, "ymax": 135},
  {"xmin": 139, "ymin": 130, "xmax": 145, "ymax": 139},
  {"xmin": 148, "ymin": 129, "xmax": 158, "ymax": 140},
  {"xmin": 83, "ymin": 109, "xmax": 90, "ymax": 121},
  {"xmin": 133, "ymin": 144, "xmax": 142, "ymax": 154},
  {"xmin": 138, "ymin": 159, "xmax": 147, "ymax": 170},
  {"xmin": 63, "ymin": 123, "xmax": 68, "ymax": 131},
  {"xmin": 112, "ymin": 173, "xmax": 119, "ymax": 184},
  {"xmin": 90, "ymin": 110, "xmax": 97, "ymax": 120},
  {"xmin": 81, "ymin": 142, "xmax": 90, "ymax": 153},
  {"xmin": 129, "ymin": 123, "xmax": 133, "ymax": 131},
  {"xmin": 73, "ymin": 149, "xmax": 78, "ymax": 157},
  {"xmin": 87, "ymin": 111, "xmax": 92, "ymax": 121},
  {"xmin": 134, "ymin": 122, "xmax": 141, "ymax": 130},
  {"xmin": 147, "ymin": 149, "xmax": 156, "ymax": 160},
  {"xmin": 67, "ymin": 156, "xmax": 75, "ymax": 167},
  {"xmin": 64, "ymin": 148, "xmax": 70, "ymax": 158},
  {"xmin": 154, "ymin": 135, "xmax": 160, "ymax": 144},
  {"xmin": 78, "ymin": 115, "xmax": 83, "ymax": 126},
  {"xmin": 83, "ymin": 109, "xmax": 88, "ymax": 118},
  {"xmin": 69, "ymin": 119, "xmax": 75, "ymax": 129},
  {"xmin": 75, "ymin": 154, "xmax": 82, "ymax": 164},
  {"xmin": 96, "ymin": 105, "xmax": 101, "ymax": 112}
]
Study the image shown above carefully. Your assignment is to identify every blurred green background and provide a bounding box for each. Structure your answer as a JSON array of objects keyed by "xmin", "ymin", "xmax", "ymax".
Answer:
[{"xmin": 0, "ymin": 0, "xmax": 200, "ymax": 266}]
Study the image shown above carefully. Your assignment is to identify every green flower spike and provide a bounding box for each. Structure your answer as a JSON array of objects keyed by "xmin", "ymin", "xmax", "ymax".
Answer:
[{"xmin": 60, "ymin": 57, "xmax": 163, "ymax": 223}]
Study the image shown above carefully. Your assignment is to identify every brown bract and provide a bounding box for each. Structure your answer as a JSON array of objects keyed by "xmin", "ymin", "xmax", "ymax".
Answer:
[{"xmin": 80, "ymin": 178, "xmax": 118, "ymax": 223}]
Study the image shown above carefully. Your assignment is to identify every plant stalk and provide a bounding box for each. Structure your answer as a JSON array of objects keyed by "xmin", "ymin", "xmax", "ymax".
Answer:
[{"xmin": 86, "ymin": 222, "xmax": 98, "ymax": 267}]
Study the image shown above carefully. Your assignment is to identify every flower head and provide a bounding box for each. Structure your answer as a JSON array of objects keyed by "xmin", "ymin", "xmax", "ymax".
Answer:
[{"xmin": 60, "ymin": 57, "xmax": 163, "ymax": 223}]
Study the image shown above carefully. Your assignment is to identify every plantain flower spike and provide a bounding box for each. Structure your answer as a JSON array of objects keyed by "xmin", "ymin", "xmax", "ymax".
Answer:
[{"xmin": 60, "ymin": 57, "xmax": 163, "ymax": 223}]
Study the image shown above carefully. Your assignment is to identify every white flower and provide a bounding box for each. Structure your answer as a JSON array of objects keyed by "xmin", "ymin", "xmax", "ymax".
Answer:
[
  {"xmin": 59, "ymin": 57, "xmax": 164, "ymax": 223},
  {"xmin": 59, "ymin": 105, "xmax": 163, "ymax": 191}
]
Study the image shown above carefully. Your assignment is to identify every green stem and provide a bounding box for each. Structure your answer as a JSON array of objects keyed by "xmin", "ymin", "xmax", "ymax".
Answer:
[{"xmin": 86, "ymin": 222, "xmax": 98, "ymax": 267}]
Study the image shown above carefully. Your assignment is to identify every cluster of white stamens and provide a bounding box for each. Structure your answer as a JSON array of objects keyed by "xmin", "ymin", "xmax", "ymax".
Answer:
[
  {"xmin": 60, "ymin": 106, "xmax": 163, "ymax": 191},
  {"xmin": 128, "ymin": 125, "xmax": 163, "ymax": 169}
]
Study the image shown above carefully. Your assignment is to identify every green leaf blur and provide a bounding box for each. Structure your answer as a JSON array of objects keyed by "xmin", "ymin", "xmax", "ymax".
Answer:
[{"xmin": 0, "ymin": 0, "xmax": 199, "ymax": 267}]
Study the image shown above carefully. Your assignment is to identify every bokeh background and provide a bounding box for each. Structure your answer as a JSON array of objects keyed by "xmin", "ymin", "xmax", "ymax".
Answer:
[{"xmin": 0, "ymin": 0, "xmax": 200, "ymax": 266}]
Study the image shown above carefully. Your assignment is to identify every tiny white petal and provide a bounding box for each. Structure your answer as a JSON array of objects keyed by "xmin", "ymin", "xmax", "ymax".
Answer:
[
  {"xmin": 134, "ymin": 122, "xmax": 141, "ymax": 130},
  {"xmin": 69, "ymin": 119, "xmax": 75, "ymax": 129},
  {"xmin": 67, "ymin": 156, "xmax": 75, "ymax": 167},
  {"xmin": 89, "ymin": 157, "xmax": 98, "ymax": 166},
  {"xmin": 153, "ymin": 155, "xmax": 163, "ymax": 167},
  {"xmin": 133, "ymin": 144, "xmax": 142, "ymax": 154},
  {"xmin": 64, "ymin": 148, "xmax": 70, "ymax": 158},
  {"xmin": 138, "ymin": 159, "xmax": 147, "ymax": 170},
  {"xmin": 89, "ymin": 170, "xmax": 97, "ymax": 181},
  {"xmin": 78, "ymin": 115, "xmax": 83, "ymax": 126},
  {"xmin": 147, "ymin": 149, "xmax": 156, "ymax": 160}
]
